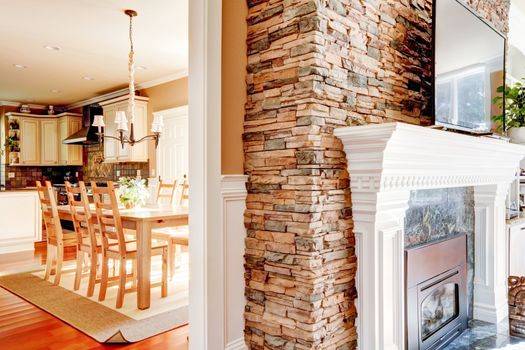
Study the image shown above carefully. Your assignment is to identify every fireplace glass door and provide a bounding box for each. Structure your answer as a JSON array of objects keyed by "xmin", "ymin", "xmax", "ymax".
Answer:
[{"xmin": 421, "ymin": 282, "xmax": 459, "ymax": 340}]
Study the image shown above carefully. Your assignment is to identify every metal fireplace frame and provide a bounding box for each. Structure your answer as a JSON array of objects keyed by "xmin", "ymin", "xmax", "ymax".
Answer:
[{"xmin": 406, "ymin": 234, "xmax": 468, "ymax": 349}]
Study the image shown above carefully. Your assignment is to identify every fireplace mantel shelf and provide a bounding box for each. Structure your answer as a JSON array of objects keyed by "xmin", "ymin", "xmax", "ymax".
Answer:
[
  {"xmin": 334, "ymin": 122, "xmax": 525, "ymax": 192},
  {"xmin": 334, "ymin": 122, "xmax": 525, "ymax": 350}
]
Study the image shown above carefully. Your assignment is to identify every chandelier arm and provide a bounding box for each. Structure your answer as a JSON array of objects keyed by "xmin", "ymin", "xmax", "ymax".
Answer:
[{"xmin": 133, "ymin": 134, "xmax": 160, "ymax": 143}]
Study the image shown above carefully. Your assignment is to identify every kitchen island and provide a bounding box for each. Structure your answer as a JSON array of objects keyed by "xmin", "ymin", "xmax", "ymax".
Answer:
[{"xmin": 0, "ymin": 189, "xmax": 41, "ymax": 253}]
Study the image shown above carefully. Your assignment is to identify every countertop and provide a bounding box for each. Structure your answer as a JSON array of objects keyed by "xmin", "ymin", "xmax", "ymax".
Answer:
[
  {"xmin": 0, "ymin": 187, "xmax": 37, "ymax": 192},
  {"xmin": 507, "ymin": 213, "xmax": 525, "ymax": 226}
]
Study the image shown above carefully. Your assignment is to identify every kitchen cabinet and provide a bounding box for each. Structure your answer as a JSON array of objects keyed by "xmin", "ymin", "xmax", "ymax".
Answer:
[
  {"xmin": 99, "ymin": 95, "xmax": 149, "ymax": 163},
  {"xmin": 20, "ymin": 117, "xmax": 40, "ymax": 165},
  {"xmin": 41, "ymin": 119, "xmax": 58, "ymax": 165},
  {"xmin": 5, "ymin": 112, "xmax": 82, "ymax": 166},
  {"xmin": 58, "ymin": 114, "xmax": 83, "ymax": 165}
]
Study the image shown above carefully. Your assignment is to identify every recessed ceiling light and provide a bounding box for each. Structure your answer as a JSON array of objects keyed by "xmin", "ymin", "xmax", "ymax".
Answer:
[
  {"xmin": 50, "ymin": 89, "xmax": 61, "ymax": 93},
  {"xmin": 44, "ymin": 45, "xmax": 60, "ymax": 51},
  {"xmin": 82, "ymin": 76, "xmax": 94, "ymax": 81},
  {"xmin": 136, "ymin": 65, "xmax": 148, "ymax": 70},
  {"xmin": 13, "ymin": 64, "xmax": 28, "ymax": 69}
]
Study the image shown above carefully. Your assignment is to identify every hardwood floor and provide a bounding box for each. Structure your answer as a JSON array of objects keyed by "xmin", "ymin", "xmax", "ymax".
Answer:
[{"xmin": 0, "ymin": 246, "xmax": 189, "ymax": 350}]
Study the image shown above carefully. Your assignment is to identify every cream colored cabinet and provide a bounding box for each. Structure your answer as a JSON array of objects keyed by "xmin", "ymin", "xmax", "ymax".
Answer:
[
  {"xmin": 99, "ymin": 95, "xmax": 149, "ymax": 163},
  {"xmin": 20, "ymin": 118, "xmax": 40, "ymax": 165},
  {"xmin": 6, "ymin": 112, "xmax": 82, "ymax": 166},
  {"xmin": 40, "ymin": 119, "xmax": 58, "ymax": 165},
  {"xmin": 58, "ymin": 114, "xmax": 83, "ymax": 165}
]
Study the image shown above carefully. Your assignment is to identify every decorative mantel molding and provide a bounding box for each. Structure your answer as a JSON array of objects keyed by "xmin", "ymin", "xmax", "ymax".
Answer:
[
  {"xmin": 334, "ymin": 123, "xmax": 525, "ymax": 350},
  {"xmin": 334, "ymin": 123, "xmax": 525, "ymax": 192}
]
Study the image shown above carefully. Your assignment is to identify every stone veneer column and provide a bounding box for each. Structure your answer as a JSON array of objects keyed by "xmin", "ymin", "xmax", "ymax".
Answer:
[{"xmin": 243, "ymin": 1, "xmax": 357, "ymax": 348}]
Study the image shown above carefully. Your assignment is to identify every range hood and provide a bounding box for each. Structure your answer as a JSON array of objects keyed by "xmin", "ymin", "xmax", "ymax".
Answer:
[{"xmin": 62, "ymin": 105, "xmax": 103, "ymax": 145}]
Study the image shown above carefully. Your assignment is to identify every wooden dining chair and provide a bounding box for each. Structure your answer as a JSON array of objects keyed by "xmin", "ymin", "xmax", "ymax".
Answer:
[
  {"xmin": 152, "ymin": 227, "xmax": 189, "ymax": 280},
  {"xmin": 179, "ymin": 175, "xmax": 189, "ymax": 206},
  {"xmin": 92, "ymin": 181, "xmax": 168, "ymax": 308},
  {"xmin": 157, "ymin": 180, "xmax": 177, "ymax": 205},
  {"xmin": 36, "ymin": 181, "xmax": 77, "ymax": 285},
  {"xmin": 66, "ymin": 181, "xmax": 103, "ymax": 297}
]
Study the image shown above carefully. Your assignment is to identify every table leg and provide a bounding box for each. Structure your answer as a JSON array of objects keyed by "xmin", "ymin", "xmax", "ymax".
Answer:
[{"xmin": 136, "ymin": 221, "xmax": 152, "ymax": 309}]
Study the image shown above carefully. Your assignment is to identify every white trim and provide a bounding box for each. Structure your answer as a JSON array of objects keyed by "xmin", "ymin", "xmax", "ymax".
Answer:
[
  {"xmin": 221, "ymin": 175, "xmax": 248, "ymax": 348},
  {"xmin": 225, "ymin": 338, "xmax": 248, "ymax": 350},
  {"xmin": 188, "ymin": 0, "xmax": 222, "ymax": 349},
  {"xmin": 334, "ymin": 122, "xmax": 525, "ymax": 349},
  {"xmin": 65, "ymin": 70, "xmax": 188, "ymax": 110},
  {"xmin": 0, "ymin": 101, "xmax": 47, "ymax": 110}
]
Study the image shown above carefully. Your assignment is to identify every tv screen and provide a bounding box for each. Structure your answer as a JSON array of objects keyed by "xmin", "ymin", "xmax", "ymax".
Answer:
[{"xmin": 434, "ymin": 0, "xmax": 505, "ymax": 133}]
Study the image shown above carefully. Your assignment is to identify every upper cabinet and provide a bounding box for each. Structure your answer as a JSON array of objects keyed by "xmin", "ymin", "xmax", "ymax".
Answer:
[
  {"xmin": 58, "ymin": 114, "xmax": 83, "ymax": 166},
  {"xmin": 99, "ymin": 95, "xmax": 149, "ymax": 163},
  {"xmin": 20, "ymin": 117, "xmax": 40, "ymax": 165},
  {"xmin": 40, "ymin": 119, "xmax": 58, "ymax": 165},
  {"xmin": 6, "ymin": 112, "xmax": 82, "ymax": 166}
]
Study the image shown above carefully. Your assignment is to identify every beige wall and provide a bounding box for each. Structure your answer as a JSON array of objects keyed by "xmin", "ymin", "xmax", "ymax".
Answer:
[
  {"xmin": 141, "ymin": 77, "xmax": 188, "ymax": 176},
  {"xmin": 221, "ymin": 0, "xmax": 247, "ymax": 175},
  {"xmin": 135, "ymin": 0, "xmax": 248, "ymax": 176}
]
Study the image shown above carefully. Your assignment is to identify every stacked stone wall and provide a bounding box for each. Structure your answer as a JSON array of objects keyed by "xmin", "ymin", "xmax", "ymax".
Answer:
[{"xmin": 243, "ymin": 0, "xmax": 509, "ymax": 348}]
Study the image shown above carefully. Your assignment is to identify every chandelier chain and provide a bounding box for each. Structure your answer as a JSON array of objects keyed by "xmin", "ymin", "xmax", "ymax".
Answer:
[{"xmin": 128, "ymin": 11, "xmax": 136, "ymax": 126}]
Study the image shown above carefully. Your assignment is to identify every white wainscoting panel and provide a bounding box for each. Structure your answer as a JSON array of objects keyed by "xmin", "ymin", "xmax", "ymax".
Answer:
[
  {"xmin": 0, "ymin": 191, "xmax": 41, "ymax": 253},
  {"xmin": 222, "ymin": 175, "xmax": 248, "ymax": 350}
]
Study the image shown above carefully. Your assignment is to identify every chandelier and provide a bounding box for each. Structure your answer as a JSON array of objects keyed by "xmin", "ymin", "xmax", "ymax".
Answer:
[{"xmin": 92, "ymin": 9, "xmax": 164, "ymax": 148}]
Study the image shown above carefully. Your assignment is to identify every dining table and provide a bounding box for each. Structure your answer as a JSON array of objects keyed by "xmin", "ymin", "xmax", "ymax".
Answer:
[{"xmin": 57, "ymin": 203, "xmax": 188, "ymax": 309}]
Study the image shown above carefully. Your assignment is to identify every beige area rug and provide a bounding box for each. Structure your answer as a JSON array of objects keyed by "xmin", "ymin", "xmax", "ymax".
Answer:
[{"xmin": 0, "ymin": 254, "xmax": 189, "ymax": 343}]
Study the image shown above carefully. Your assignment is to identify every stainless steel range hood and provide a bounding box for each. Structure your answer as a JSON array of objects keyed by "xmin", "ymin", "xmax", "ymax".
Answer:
[
  {"xmin": 62, "ymin": 126, "xmax": 99, "ymax": 145},
  {"xmin": 62, "ymin": 105, "xmax": 103, "ymax": 145}
]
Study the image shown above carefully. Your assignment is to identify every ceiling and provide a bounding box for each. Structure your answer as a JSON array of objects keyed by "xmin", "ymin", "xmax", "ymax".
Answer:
[{"xmin": 0, "ymin": 0, "xmax": 188, "ymax": 106}]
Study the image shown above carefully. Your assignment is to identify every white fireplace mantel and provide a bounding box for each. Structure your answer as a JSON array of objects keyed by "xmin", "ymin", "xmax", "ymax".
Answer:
[{"xmin": 334, "ymin": 123, "xmax": 525, "ymax": 350}]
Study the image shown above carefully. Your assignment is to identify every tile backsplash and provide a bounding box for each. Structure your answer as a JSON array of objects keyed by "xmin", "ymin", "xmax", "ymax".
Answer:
[
  {"xmin": 1, "ymin": 144, "xmax": 149, "ymax": 188},
  {"xmin": 3, "ymin": 165, "xmax": 83, "ymax": 188},
  {"xmin": 83, "ymin": 144, "xmax": 149, "ymax": 182}
]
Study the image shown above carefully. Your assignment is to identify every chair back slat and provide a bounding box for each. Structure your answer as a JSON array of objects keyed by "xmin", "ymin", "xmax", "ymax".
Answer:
[
  {"xmin": 179, "ymin": 175, "xmax": 189, "ymax": 206},
  {"xmin": 92, "ymin": 181, "xmax": 127, "ymax": 255},
  {"xmin": 66, "ymin": 181, "xmax": 97, "ymax": 251},
  {"xmin": 36, "ymin": 181, "xmax": 64, "ymax": 245},
  {"xmin": 157, "ymin": 180, "xmax": 177, "ymax": 205}
]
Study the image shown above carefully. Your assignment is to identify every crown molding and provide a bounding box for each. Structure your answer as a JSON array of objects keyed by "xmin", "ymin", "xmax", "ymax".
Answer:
[
  {"xmin": 0, "ymin": 101, "xmax": 47, "ymax": 110},
  {"xmin": 65, "ymin": 69, "xmax": 188, "ymax": 110},
  {"xmin": 137, "ymin": 69, "xmax": 188, "ymax": 90}
]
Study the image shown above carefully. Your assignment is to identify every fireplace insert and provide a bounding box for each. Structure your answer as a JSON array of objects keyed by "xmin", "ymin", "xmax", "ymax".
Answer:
[{"xmin": 406, "ymin": 235, "xmax": 468, "ymax": 349}]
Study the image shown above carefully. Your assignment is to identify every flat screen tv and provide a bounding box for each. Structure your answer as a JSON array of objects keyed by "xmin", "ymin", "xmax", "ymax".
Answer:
[{"xmin": 434, "ymin": 0, "xmax": 506, "ymax": 133}]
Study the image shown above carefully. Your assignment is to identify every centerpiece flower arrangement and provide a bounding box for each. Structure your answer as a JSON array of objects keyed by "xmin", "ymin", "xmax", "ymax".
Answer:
[{"xmin": 118, "ymin": 177, "xmax": 149, "ymax": 209}]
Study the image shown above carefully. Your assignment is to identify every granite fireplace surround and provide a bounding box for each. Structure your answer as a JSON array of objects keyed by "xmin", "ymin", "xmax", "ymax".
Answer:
[{"xmin": 335, "ymin": 122, "xmax": 525, "ymax": 349}]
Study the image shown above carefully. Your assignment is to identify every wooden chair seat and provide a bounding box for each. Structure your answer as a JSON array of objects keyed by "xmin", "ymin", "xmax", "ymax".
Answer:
[
  {"xmin": 152, "ymin": 228, "xmax": 189, "ymax": 246},
  {"xmin": 80, "ymin": 236, "xmax": 120, "ymax": 248},
  {"xmin": 48, "ymin": 230, "xmax": 77, "ymax": 247},
  {"xmin": 152, "ymin": 227, "xmax": 188, "ymax": 280}
]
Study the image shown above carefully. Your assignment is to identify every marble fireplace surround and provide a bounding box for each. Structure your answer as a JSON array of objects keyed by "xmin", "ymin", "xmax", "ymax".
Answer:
[{"xmin": 334, "ymin": 123, "xmax": 525, "ymax": 350}]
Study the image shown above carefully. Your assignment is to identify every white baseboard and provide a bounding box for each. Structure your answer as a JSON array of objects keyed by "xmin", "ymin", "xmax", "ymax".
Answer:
[{"xmin": 225, "ymin": 338, "xmax": 247, "ymax": 350}]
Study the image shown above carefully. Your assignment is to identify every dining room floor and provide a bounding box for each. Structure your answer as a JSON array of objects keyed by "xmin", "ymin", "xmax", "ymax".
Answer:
[{"xmin": 0, "ymin": 244, "xmax": 189, "ymax": 350}]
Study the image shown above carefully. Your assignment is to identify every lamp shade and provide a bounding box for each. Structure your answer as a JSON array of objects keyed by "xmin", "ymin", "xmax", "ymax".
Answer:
[
  {"xmin": 151, "ymin": 115, "xmax": 164, "ymax": 133},
  {"xmin": 115, "ymin": 111, "xmax": 129, "ymax": 132},
  {"xmin": 115, "ymin": 111, "xmax": 128, "ymax": 124},
  {"xmin": 92, "ymin": 115, "xmax": 105, "ymax": 128}
]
